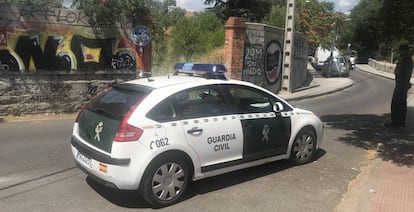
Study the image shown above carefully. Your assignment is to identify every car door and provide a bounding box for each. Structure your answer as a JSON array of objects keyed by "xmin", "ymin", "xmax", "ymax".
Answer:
[
  {"xmin": 223, "ymin": 85, "xmax": 291, "ymax": 161},
  {"xmin": 173, "ymin": 85, "xmax": 243, "ymax": 172}
]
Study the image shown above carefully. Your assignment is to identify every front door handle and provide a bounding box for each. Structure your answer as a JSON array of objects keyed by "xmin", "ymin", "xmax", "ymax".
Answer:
[{"xmin": 187, "ymin": 127, "xmax": 203, "ymax": 135}]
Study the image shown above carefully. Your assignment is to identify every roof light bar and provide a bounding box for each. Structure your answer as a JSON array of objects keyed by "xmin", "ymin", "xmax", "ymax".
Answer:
[{"xmin": 173, "ymin": 63, "xmax": 227, "ymax": 79}]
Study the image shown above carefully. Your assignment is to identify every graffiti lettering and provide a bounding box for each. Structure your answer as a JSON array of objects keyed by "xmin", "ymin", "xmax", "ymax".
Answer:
[
  {"xmin": 111, "ymin": 57, "xmax": 133, "ymax": 70},
  {"xmin": 243, "ymin": 67, "xmax": 262, "ymax": 75},
  {"xmin": 27, "ymin": 94, "xmax": 71, "ymax": 103},
  {"xmin": 243, "ymin": 46, "xmax": 263, "ymax": 76},
  {"xmin": 87, "ymin": 84, "xmax": 98, "ymax": 96},
  {"xmin": 0, "ymin": 4, "xmax": 139, "ymax": 73},
  {"xmin": 245, "ymin": 47, "xmax": 263, "ymax": 60},
  {"xmin": 294, "ymin": 37, "xmax": 306, "ymax": 59},
  {"xmin": 9, "ymin": 83, "xmax": 72, "ymax": 95},
  {"xmin": 0, "ymin": 62, "xmax": 9, "ymax": 71},
  {"xmin": 18, "ymin": 7, "xmax": 91, "ymax": 25},
  {"xmin": 56, "ymin": 10, "xmax": 80, "ymax": 24},
  {"xmin": 246, "ymin": 30, "xmax": 263, "ymax": 44},
  {"xmin": 0, "ymin": 32, "xmax": 6, "ymax": 45}
]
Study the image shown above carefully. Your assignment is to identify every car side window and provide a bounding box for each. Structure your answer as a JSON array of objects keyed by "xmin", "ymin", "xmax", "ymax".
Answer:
[
  {"xmin": 224, "ymin": 85, "xmax": 293, "ymax": 114},
  {"xmin": 147, "ymin": 98, "xmax": 177, "ymax": 122},
  {"xmin": 173, "ymin": 86, "xmax": 228, "ymax": 119},
  {"xmin": 227, "ymin": 86, "xmax": 273, "ymax": 113}
]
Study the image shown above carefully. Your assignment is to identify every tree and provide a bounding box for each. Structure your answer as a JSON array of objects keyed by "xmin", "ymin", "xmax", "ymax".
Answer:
[
  {"xmin": 349, "ymin": 0, "xmax": 383, "ymax": 62},
  {"xmin": 381, "ymin": 0, "xmax": 414, "ymax": 46},
  {"xmin": 71, "ymin": 0, "xmax": 155, "ymax": 25},
  {"xmin": 295, "ymin": 0, "xmax": 338, "ymax": 52},
  {"xmin": 150, "ymin": 0, "xmax": 185, "ymax": 65},
  {"xmin": 262, "ymin": 4, "xmax": 286, "ymax": 28},
  {"xmin": 204, "ymin": 0, "xmax": 276, "ymax": 22},
  {"xmin": 170, "ymin": 12, "xmax": 224, "ymax": 60}
]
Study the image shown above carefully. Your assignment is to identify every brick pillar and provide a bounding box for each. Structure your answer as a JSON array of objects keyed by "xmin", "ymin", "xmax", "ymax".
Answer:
[{"xmin": 224, "ymin": 17, "xmax": 246, "ymax": 80}]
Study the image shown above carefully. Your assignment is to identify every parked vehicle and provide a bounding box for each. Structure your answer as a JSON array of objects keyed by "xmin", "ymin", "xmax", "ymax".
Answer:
[
  {"xmin": 348, "ymin": 50, "xmax": 357, "ymax": 70},
  {"xmin": 314, "ymin": 46, "xmax": 339, "ymax": 70},
  {"xmin": 70, "ymin": 63, "xmax": 324, "ymax": 207},
  {"xmin": 322, "ymin": 55, "xmax": 350, "ymax": 77}
]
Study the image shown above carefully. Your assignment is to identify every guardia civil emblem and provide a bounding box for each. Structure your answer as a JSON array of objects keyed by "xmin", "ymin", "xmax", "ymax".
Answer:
[
  {"xmin": 262, "ymin": 124, "xmax": 270, "ymax": 142},
  {"xmin": 94, "ymin": 121, "xmax": 104, "ymax": 142}
]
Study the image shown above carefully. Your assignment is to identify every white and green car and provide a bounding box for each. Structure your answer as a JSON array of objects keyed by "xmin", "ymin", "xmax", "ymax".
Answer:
[{"xmin": 71, "ymin": 63, "xmax": 324, "ymax": 207}]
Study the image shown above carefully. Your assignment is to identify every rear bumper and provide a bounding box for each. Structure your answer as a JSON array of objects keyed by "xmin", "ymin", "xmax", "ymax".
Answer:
[
  {"xmin": 71, "ymin": 136, "xmax": 143, "ymax": 190},
  {"xmin": 71, "ymin": 136, "xmax": 130, "ymax": 165},
  {"xmin": 75, "ymin": 161, "xmax": 119, "ymax": 189}
]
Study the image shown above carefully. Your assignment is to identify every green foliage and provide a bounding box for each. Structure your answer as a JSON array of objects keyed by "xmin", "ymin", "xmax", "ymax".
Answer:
[
  {"xmin": 71, "ymin": 0, "xmax": 153, "ymax": 25},
  {"xmin": 348, "ymin": 0, "xmax": 383, "ymax": 61},
  {"xmin": 205, "ymin": 0, "xmax": 278, "ymax": 22},
  {"xmin": 262, "ymin": 0, "xmax": 338, "ymax": 53},
  {"xmin": 346, "ymin": 0, "xmax": 414, "ymax": 62},
  {"xmin": 151, "ymin": 1, "xmax": 185, "ymax": 65},
  {"xmin": 4, "ymin": 0, "xmax": 62, "ymax": 7},
  {"xmin": 170, "ymin": 12, "xmax": 224, "ymax": 60},
  {"xmin": 262, "ymin": 4, "xmax": 286, "ymax": 28},
  {"xmin": 381, "ymin": 0, "xmax": 414, "ymax": 44},
  {"xmin": 296, "ymin": 0, "xmax": 338, "ymax": 52}
]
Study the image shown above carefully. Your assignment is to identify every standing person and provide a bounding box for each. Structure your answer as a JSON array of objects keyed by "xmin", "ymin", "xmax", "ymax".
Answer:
[{"xmin": 385, "ymin": 44, "xmax": 413, "ymax": 128}]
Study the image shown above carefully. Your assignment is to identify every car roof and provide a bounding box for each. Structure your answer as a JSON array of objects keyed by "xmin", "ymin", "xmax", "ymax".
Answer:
[
  {"xmin": 122, "ymin": 74, "xmax": 257, "ymax": 91},
  {"xmin": 124, "ymin": 75, "xmax": 210, "ymax": 89}
]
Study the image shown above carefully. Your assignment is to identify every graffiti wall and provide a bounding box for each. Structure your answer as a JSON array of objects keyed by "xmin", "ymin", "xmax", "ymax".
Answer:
[
  {"xmin": 0, "ymin": 4, "xmax": 142, "ymax": 116},
  {"xmin": 0, "ymin": 3, "xmax": 138, "ymax": 73},
  {"xmin": 243, "ymin": 23, "xmax": 308, "ymax": 93}
]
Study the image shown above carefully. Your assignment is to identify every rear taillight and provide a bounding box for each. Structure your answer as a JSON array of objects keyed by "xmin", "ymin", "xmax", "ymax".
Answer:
[
  {"xmin": 114, "ymin": 95, "xmax": 147, "ymax": 142},
  {"xmin": 114, "ymin": 124, "xmax": 143, "ymax": 142}
]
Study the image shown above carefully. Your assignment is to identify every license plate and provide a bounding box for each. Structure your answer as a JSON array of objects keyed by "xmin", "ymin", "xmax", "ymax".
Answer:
[{"xmin": 76, "ymin": 151, "xmax": 92, "ymax": 168}]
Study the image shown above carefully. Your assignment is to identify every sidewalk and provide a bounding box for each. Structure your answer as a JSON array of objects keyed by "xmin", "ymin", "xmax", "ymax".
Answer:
[{"xmin": 282, "ymin": 64, "xmax": 414, "ymax": 212}]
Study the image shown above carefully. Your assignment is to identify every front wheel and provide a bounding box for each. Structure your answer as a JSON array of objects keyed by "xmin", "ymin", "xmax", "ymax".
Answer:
[
  {"xmin": 141, "ymin": 156, "xmax": 189, "ymax": 208},
  {"xmin": 290, "ymin": 128, "xmax": 317, "ymax": 165}
]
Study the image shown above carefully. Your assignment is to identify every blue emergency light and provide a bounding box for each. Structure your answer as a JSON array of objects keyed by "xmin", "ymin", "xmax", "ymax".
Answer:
[{"xmin": 173, "ymin": 63, "xmax": 227, "ymax": 79}]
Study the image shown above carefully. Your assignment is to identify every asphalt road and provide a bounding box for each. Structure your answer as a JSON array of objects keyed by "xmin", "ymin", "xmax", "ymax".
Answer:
[{"xmin": 0, "ymin": 70, "xmax": 394, "ymax": 211}]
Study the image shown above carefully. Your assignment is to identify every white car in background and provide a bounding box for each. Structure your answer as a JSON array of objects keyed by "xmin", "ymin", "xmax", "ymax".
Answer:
[{"xmin": 71, "ymin": 63, "xmax": 324, "ymax": 207}]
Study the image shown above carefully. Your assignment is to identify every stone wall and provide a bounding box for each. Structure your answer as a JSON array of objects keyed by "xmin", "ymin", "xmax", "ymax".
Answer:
[
  {"xmin": 0, "ymin": 72, "xmax": 135, "ymax": 116},
  {"xmin": 368, "ymin": 58, "xmax": 396, "ymax": 74}
]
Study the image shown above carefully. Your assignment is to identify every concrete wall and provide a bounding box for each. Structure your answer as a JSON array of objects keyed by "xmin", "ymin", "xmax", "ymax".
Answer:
[{"xmin": 225, "ymin": 19, "xmax": 308, "ymax": 94}]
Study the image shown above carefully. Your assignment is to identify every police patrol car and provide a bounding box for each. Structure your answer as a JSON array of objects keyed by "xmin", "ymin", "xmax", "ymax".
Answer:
[{"xmin": 71, "ymin": 63, "xmax": 324, "ymax": 207}]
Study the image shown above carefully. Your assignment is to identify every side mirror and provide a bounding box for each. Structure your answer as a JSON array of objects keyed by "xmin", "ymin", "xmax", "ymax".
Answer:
[{"xmin": 273, "ymin": 102, "xmax": 284, "ymax": 112}]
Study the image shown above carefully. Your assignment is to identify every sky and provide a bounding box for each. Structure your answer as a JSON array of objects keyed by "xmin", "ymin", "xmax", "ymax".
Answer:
[{"xmin": 176, "ymin": 0, "xmax": 359, "ymax": 13}]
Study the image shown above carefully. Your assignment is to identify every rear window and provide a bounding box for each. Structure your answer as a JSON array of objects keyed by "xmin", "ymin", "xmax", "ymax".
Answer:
[{"xmin": 88, "ymin": 86, "xmax": 148, "ymax": 120}]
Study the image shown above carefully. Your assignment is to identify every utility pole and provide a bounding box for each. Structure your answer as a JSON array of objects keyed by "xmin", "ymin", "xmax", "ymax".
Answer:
[{"xmin": 282, "ymin": 0, "xmax": 295, "ymax": 92}]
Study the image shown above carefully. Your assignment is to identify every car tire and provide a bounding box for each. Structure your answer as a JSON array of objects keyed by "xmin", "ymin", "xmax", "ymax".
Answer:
[
  {"xmin": 290, "ymin": 127, "xmax": 317, "ymax": 165},
  {"xmin": 141, "ymin": 155, "xmax": 190, "ymax": 208}
]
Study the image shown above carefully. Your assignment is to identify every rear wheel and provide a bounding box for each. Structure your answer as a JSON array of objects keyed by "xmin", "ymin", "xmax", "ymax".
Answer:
[
  {"xmin": 290, "ymin": 128, "xmax": 316, "ymax": 165},
  {"xmin": 141, "ymin": 156, "xmax": 189, "ymax": 208}
]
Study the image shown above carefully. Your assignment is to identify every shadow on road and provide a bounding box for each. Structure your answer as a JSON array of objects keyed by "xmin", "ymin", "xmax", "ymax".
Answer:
[
  {"xmin": 321, "ymin": 107, "xmax": 414, "ymax": 167},
  {"xmin": 85, "ymin": 149, "xmax": 326, "ymax": 208}
]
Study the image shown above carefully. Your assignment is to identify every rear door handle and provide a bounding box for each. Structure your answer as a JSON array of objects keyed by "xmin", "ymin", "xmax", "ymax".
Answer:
[{"xmin": 243, "ymin": 121, "xmax": 255, "ymax": 128}]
